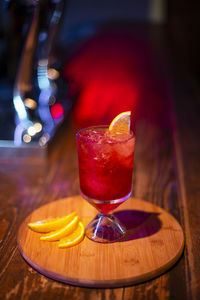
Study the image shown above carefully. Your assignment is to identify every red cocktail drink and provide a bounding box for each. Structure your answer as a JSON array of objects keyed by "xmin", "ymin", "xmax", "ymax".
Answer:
[{"xmin": 76, "ymin": 125, "xmax": 135, "ymax": 242}]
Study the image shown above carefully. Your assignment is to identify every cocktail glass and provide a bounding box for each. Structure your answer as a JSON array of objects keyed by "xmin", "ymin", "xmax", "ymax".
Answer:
[{"xmin": 76, "ymin": 125, "xmax": 135, "ymax": 243}]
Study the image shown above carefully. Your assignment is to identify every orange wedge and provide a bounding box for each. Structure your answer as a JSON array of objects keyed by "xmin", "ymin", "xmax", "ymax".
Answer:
[
  {"xmin": 108, "ymin": 111, "xmax": 131, "ymax": 133},
  {"xmin": 58, "ymin": 221, "xmax": 85, "ymax": 248},
  {"xmin": 28, "ymin": 212, "xmax": 77, "ymax": 233},
  {"xmin": 40, "ymin": 215, "xmax": 79, "ymax": 241}
]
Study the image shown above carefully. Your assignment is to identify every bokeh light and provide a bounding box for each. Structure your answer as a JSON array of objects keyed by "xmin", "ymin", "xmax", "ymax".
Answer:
[
  {"xmin": 50, "ymin": 103, "xmax": 64, "ymax": 119},
  {"xmin": 27, "ymin": 126, "xmax": 37, "ymax": 136},
  {"xmin": 34, "ymin": 122, "xmax": 42, "ymax": 133},
  {"xmin": 23, "ymin": 134, "xmax": 31, "ymax": 143},
  {"xmin": 24, "ymin": 98, "xmax": 37, "ymax": 109},
  {"xmin": 47, "ymin": 68, "xmax": 60, "ymax": 80}
]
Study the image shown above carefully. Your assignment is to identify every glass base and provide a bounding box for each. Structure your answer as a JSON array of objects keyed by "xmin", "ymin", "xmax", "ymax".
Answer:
[
  {"xmin": 80, "ymin": 190, "xmax": 132, "ymax": 214},
  {"xmin": 86, "ymin": 213, "xmax": 126, "ymax": 243}
]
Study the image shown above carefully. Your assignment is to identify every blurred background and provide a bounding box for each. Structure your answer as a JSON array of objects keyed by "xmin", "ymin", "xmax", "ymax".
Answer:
[{"xmin": 0, "ymin": 0, "xmax": 199, "ymax": 146}]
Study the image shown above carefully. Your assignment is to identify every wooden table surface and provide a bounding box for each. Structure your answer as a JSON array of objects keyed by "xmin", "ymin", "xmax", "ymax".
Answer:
[{"xmin": 0, "ymin": 42, "xmax": 200, "ymax": 300}]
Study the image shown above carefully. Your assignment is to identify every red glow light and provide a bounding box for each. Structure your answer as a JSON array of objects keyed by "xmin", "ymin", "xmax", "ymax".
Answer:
[
  {"xmin": 50, "ymin": 103, "xmax": 64, "ymax": 119},
  {"xmin": 64, "ymin": 27, "xmax": 170, "ymax": 129}
]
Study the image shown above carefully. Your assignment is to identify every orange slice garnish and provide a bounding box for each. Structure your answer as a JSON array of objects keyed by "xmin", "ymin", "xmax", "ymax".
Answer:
[
  {"xmin": 58, "ymin": 221, "xmax": 85, "ymax": 248},
  {"xmin": 40, "ymin": 215, "xmax": 79, "ymax": 241},
  {"xmin": 108, "ymin": 111, "xmax": 131, "ymax": 133},
  {"xmin": 28, "ymin": 212, "xmax": 78, "ymax": 233}
]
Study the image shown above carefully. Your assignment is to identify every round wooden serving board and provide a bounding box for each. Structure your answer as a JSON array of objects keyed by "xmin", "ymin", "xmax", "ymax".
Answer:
[{"xmin": 17, "ymin": 196, "xmax": 184, "ymax": 287}]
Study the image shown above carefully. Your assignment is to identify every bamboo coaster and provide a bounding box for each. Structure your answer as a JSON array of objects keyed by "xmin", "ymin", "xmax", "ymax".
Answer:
[{"xmin": 17, "ymin": 196, "xmax": 184, "ymax": 287}]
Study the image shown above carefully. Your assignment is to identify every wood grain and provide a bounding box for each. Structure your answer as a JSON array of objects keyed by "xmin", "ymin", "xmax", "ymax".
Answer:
[{"xmin": 17, "ymin": 196, "xmax": 184, "ymax": 287}]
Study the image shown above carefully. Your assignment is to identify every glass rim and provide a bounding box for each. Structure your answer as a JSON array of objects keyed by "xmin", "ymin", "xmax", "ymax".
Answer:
[{"xmin": 76, "ymin": 125, "xmax": 135, "ymax": 144}]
